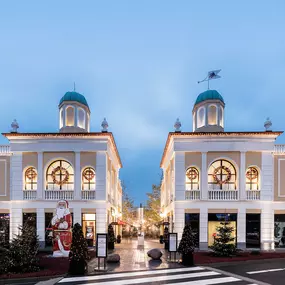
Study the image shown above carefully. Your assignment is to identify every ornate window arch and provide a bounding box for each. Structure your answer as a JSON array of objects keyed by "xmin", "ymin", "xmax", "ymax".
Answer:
[
  {"xmin": 82, "ymin": 167, "xmax": 96, "ymax": 190},
  {"xmin": 24, "ymin": 167, "xmax": 37, "ymax": 190},
  {"xmin": 65, "ymin": 106, "xmax": 75, "ymax": 126},
  {"xmin": 46, "ymin": 160, "xmax": 74, "ymax": 190},
  {"xmin": 208, "ymin": 105, "xmax": 217, "ymax": 125},
  {"xmin": 208, "ymin": 159, "xmax": 237, "ymax": 190},
  {"xmin": 197, "ymin": 107, "xmax": 205, "ymax": 128},
  {"xmin": 186, "ymin": 167, "xmax": 200, "ymax": 190},
  {"xmin": 77, "ymin": 107, "xmax": 86, "ymax": 129},
  {"xmin": 246, "ymin": 166, "xmax": 259, "ymax": 190}
]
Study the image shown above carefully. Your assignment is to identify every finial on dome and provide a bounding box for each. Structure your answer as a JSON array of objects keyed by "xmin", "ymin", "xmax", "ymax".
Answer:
[
  {"xmin": 73, "ymin": 82, "xmax": 76, "ymax": 92},
  {"xmin": 264, "ymin": 117, "xmax": 272, "ymax": 132},
  {"xmin": 101, "ymin": 118, "xmax": 108, "ymax": 132},
  {"xmin": 11, "ymin": 119, "xmax": 19, "ymax": 133},
  {"xmin": 174, "ymin": 118, "xmax": 181, "ymax": 132}
]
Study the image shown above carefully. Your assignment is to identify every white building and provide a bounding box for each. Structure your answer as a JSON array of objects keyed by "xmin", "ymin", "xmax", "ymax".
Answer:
[
  {"xmin": 0, "ymin": 91, "xmax": 123, "ymax": 247},
  {"xmin": 160, "ymin": 89, "xmax": 285, "ymax": 251}
]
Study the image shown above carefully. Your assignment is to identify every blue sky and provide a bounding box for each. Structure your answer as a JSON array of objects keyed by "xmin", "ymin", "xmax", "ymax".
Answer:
[{"xmin": 0, "ymin": 1, "xmax": 285, "ymax": 206}]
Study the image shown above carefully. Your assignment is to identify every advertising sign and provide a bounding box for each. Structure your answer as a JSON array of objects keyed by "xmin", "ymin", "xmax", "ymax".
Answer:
[
  {"xmin": 169, "ymin": 233, "xmax": 177, "ymax": 252},
  {"xmin": 96, "ymin": 233, "xmax": 108, "ymax": 258}
]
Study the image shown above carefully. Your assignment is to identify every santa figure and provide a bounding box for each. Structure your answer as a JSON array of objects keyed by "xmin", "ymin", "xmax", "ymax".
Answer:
[{"xmin": 51, "ymin": 200, "xmax": 72, "ymax": 257}]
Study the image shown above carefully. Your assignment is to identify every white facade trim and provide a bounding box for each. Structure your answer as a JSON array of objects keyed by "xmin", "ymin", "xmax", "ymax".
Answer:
[
  {"xmin": 278, "ymin": 158, "xmax": 285, "ymax": 197},
  {"xmin": 0, "ymin": 159, "xmax": 7, "ymax": 196}
]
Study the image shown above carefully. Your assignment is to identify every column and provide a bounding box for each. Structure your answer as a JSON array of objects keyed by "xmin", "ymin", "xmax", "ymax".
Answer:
[
  {"xmin": 37, "ymin": 152, "xmax": 43, "ymax": 199},
  {"xmin": 261, "ymin": 152, "xmax": 274, "ymax": 201},
  {"xmin": 237, "ymin": 209, "xmax": 246, "ymax": 250},
  {"xmin": 10, "ymin": 208, "xmax": 22, "ymax": 241},
  {"xmin": 173, "ymin": 206, "xmax": 184, "ymax": 242},
  {"xmin": 96, "ymin": 152, "xmax": 107, "ymax": 201},
  {"xmin": 199, "ymin": 208, "xmax": 208, "ymax": 250},
  {"xmin": 96, "ymin": 207, "xmax": 107, "ymax": 233},
  {"xmin": 201, "ymin": 152, "xmax": 208, "ymax": 200},
  {"xmin": 37, "ymin": 208, "xmax": 45, "ymax": 248},
  {"xmin": 11, "ymin": 152, "xmax": 23, "ymax": 200},
  {"xmin": 75, "ymin": 152, "xmax": 81, "ymax": 200},
  {"xmin": 174, "ymin": 152, "xmax": 185, "ymax": 201},
  {"xmin": 239, "ymin": 151, "xmax": 246, "ymax": 200},
  {"xmin": 261, "ymin": 206, "xmax": 274, "ymax": 250},
  {"xmin": 73, "ymin": 207, "xmax": 82, "ymax": 225}
]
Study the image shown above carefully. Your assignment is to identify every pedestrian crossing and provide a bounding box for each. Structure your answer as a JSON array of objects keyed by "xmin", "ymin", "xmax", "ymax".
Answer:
[{"xmin": 58, "ymin": 266, "xmax": 257, "ymax": 285}]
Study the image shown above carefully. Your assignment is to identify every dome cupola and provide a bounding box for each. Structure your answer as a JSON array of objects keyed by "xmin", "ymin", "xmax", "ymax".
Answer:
[
  {"xmin": 192, "ymin": 90, "xmax": 225, "ymax": 132},
  {"xmin": 59, "ymin": 91, "xmax": 90, "ymax": 133}
]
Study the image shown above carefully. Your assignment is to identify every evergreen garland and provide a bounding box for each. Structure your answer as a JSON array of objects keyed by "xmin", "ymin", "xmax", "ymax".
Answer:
[
  {"xmin": 209, "ymin": 219, "xmax": 237, "ymax": 257},
  {"xmin": 68, "ymin": 223, "xmax": 88, "ymax": 275}
]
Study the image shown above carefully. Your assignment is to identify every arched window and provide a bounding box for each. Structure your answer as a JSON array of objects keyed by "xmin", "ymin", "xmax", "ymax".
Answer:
[
  {"xmin": 66, "ymin": 106, "xmax": 75, "ymax": 126},
  {"xmin": 24, "ymin": 167, "xmax": 37, "ymax": 190},
  {"xmin": 186, "ymin": 167, "xmax": 199, "ymax": 190},
  {"xmin": 197, "ymin": 107, "xmax": 205, "ymax": 128},
  {"xmin": 46, "ymin": 160, "xmax": 74, "ymax": 190},
  {"xmin": 246, "ymin": 167, "xmax": 259, "ymax": 190},
  {"xmin": 208, "ymin": 105, "xmax": 217, "ymax": 125},
  {"xmin": 208, "ymin": 159, "xmax": 237, "ymax": 190},
  {"xmin": 59, "ymin": 108, "xmax": 64, "ymax": 129},
  {"xmin": 82, "ymin": 167, "xmax": 96, "ymax": 190},
  {"xmin": 77, "ymin": 107, "xmax": 86, "ymax": 129},
  {"xmin": 219, "ymin": 106, "xmax": 224, "ymax": 127}
]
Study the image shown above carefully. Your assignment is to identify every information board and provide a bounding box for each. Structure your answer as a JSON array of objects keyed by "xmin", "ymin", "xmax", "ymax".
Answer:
[
  {"xmin": 169, "ymin": 233, "xmax": 177, "ymax": 252},
  {"xmin": 96, "ymin": 233, "xmax": 108, "ymax": 258}
]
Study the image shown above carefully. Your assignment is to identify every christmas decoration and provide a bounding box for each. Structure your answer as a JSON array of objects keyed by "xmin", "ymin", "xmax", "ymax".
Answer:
[
  {"xmin": 0, "ymin": 221, "xmax": 39, "ymax": 274},
  {"xmin": 51, "ymin": 166, "xmax": 69, "ymax": 186},
  {"xmin": 68, "ymin": 223, "xmax": 88, "ymax": 275},
  {"xmin": 213, "ymin": 166, "xmax": 231, "ymax": 185},
  {"xmin": 246, "ymin": 167, "xmax": 258, "ymax": 180},
  {"xmin": 177, "ymin": 224, "xmax": 196, "ymax": 266},
  {"xmin": 108, "ymin": 224, "xmax": 116, "ymax": 250},
  {"xmin": 209, "ymin": 218, "xmax": 237, "ymax": 257},
  {"xmin": 163, "ymin": 227, "xmax": 169, "ymax": 250},
  {"xmin": 83, "ymin": 168, "xmax": 95, "ymax": 181},
  {"xmin": 25, "ymin": 167, "xmax": 37, "ymax": 180},
  {"xmin": 186, "ymin": 167, "xmax": 198, "ymax": 181}
]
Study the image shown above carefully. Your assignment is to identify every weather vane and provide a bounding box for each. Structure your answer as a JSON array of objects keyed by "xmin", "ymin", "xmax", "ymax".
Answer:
[{"xmin": 198, "ymin": 69, "xmax": 221, "ymax": 90}]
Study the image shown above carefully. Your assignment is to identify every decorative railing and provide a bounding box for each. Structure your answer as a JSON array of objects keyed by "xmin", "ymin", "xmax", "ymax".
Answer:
[
  {"xmin": 274, "ymin": 144, "xmax": 285, "ymax": 154},
  {"xmin": 185, "ymin": 190, "xmax": 200, "ymax": 200},
  {"xmin": 45, "ymin": 190, "xmax": 74, "ymax": 200},
  {"xmin": 246, "ymin": 190, "xmax": 260, "ymax": 200},
  {"xmin": 23, "ymin": 190, "xmax": 37, "ymax": 200},
  {"xmin": 81, "ymin": 191, "xmax": 96, "ymax": 200},
  {"xmin": 208, "ymin": 190, "xmax": 238, "ymax": 200},
  {"xmin": 0, "ymin": 145, "xmax": 11, "ymax": 155}
]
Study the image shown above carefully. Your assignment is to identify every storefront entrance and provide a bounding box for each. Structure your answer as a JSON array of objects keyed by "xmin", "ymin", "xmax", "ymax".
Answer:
[
  {"xmin": 246, "ymin": 213, "xmax": 260, "ymax": 248},
  {"xmin": 185, "ymin": 213, "xmax": 199, "ymax": 247},
  {"xmin": 82, "ymin": 213, "xmax": 96, "ymax": 247}
]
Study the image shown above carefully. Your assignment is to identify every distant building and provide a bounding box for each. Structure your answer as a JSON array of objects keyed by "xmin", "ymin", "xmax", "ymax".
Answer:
[
  {"xmin": 0, "ymin": 91, "xmax": 123, "ymax": 247},
  {"xmin": 160, "ymin": 89, "xmax": 285, "ymax": 250}
]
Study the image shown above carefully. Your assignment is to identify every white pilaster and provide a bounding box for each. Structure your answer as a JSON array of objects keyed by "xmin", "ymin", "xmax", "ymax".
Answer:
[
  {"xmin": 96, "ymin": 207, "xmax": 107, "ymax": 233},
  {"xmin": 199, "ymin": 207, "xmax": 208, "ymax": 250},
  {"xmin": 75, "ymin": 152, "xmax": 81, "ymax": 200},
  {"xmin": 174, "ymin": 152, "xmax": 185, "ymax": 201},
  {"xmin": 10, "ymin": 208, "xmax": 22, "ymax": 241},
  {"xmin": 11, "ymin": 152, "xmax": 23, "ymax": 200},
  {"xmin": 261, "ymin": 152, "xmax": 274, "ymax": 201},
  {"xmin": 201, "ymin": 152, "xmax": 208, "ymax": 200},
  {"xmin": 237, "ymin": 208, "xmax": 246, "ymax": 249},
  {"xmin": 96, "ymin": 152, "xmax": 107, "ymax": 201},
  {"xmin": 73, "ymin": 207, "xmax": 82, "ymax": 225},
  {"xmin": 37, "ymin": 152, "xmax": 43, "ymax": 199},
  {"xmin": 240, "ymin": 151, "xmax": 246, "ymax": 200},
  {"xmin": 261, "ymin": 206, "xmax": 274, "ymax": 250},
  {"xmin": 37, "ymin": 208, "xmax": 45, "ymax": 248},
  {"xmin": 173, "ymin": 204, "xmax": 184, "ymax": 241}
]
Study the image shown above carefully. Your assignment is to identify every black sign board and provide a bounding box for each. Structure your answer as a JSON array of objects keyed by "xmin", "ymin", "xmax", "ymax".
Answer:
[
  {"xmin": 168, "ymin": 233, "xmax": 177, "ymax": 252},
  {"xmin": 96, "ymin": 233, "xmax": 108, "ymax": 258}
]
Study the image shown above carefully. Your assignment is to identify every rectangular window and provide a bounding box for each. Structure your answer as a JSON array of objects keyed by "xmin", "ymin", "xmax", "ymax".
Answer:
[
  {"xmin": 274, "ymin": 214, "xmax": 285, "ymax": 248},
  {"xmin": 246, "ymin": 214, "xmax": 260, "ymax": 248},
  {"xmin": 45, "ymin": 213, "xmax": 53, "ymax": 247},
  {"xmin": 23, "ymin": 212, "xmax": 37, "ymax": 229},
  {"xmin": 185, "ymin": 213, "xmax": 199, "ymax": 247},
  {"xmin": 0, "ymin": 213, "xmax": 10, "ymax": 245},
  {"xmin": 82, "ymin": 213, "xmax": 96, "ymax": 247}
]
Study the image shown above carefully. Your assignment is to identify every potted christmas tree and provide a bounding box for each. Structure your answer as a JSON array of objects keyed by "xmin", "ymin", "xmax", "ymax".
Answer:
[
  {"xmin": 108, "ymin": 224, "xmax": 116, "ymax": 250},
  {"xmin": 209, "ymin": 218, "xmax": 237, "ymax": 257},
  {"xmin": 177, "ymin": 224, "xmax": 195, "ymax": 266},
  {"xmin": 68, "ymin": 223, "xmax": 88, "ymax": 275},
  {"xmin": 163, "ymin": 227, "xmax": 169, "ymax": 250}
]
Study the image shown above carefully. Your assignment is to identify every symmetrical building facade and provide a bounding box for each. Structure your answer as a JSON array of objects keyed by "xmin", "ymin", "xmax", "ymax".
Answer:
[
  {"xmin": 0, "ymin": 91, "xmax": 123, "ymax": 247},
  {"xmin": 160, "ymin": 89, "xmax": 285, "ymax": 251}
]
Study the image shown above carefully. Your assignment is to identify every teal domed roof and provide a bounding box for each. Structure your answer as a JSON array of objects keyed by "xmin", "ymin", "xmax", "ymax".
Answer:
[
  {"xmin": 195, "ymin": 90, "xmax": 224, "ymax": 105},
  {"xmin": 59, "ymin": 91, "xmax": 89, "ymax": 107}
]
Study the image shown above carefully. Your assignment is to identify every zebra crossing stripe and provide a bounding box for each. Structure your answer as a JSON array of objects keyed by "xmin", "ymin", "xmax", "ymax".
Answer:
[
  {"xmin": 165, "ymin": 277, "xmax": 242, "ymax": 284},
  {"xmin": 73, "ymin": 271, "xmax": 221, "ymax": 285},
  {"xmin": 59, "ymin": 266, "xmax": 205, "ymax": 283}
]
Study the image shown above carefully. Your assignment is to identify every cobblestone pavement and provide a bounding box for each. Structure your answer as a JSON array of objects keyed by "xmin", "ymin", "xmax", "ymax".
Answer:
[{"xmin": 87, "ymin": 238, "xmax": 183, "ymax": 274}]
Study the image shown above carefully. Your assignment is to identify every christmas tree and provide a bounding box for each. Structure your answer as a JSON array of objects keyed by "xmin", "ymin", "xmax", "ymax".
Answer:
[
  {"xmin": 108, "ymin": 224, "xmax": 116, "ymax": 249},
  {"xmin": 68, "ymin": 223, "xmax": 89, "ymax": 275},
  {"xmin": 163, "ymin": 227, "xmax": 169, "ymax": 250},
  {"xmin": 0, "ymin": 222, "xmax": 39, "ymax": 274},
  {"xmin": 177, "ymin": 224, "xmax": 195, "ymax": 266},
  {"xmin": 210, "ymin": 219, "xmax": 237, "ymax": 257}
]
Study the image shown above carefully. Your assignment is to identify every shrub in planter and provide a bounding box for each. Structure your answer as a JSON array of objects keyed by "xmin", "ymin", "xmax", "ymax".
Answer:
[
  {"xmin": 117, "ymin": 235, "xmax": 121, "ymax": 243},
  {"xmin": 108, "ymin": 224, "xmax": 116, "ymax": 250},
  {"xmin": 177, "ymin": 224, "xmax": 195, "ymax": 266},
  {"xmin": 159, "ymin": 235, "xmax": 164, "ymax": 244}
]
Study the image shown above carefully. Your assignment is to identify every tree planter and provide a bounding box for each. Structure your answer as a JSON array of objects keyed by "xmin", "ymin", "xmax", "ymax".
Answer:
[
  {"xmin": 164, "ymin": 241, "xmax": 169, "ymax": 250},
  {"xmin": 182, "ymin": 253, "xmax": 194, "ymax": 266},
  {"xmin": 108, "ymin": 242, "xmax": 114, "ymax": 250}
]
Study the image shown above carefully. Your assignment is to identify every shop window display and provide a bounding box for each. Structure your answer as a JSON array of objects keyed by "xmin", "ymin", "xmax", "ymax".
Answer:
[
  {"xmin": 274, "ymin": 214, "xmax": 285, "ymax": 248},
  {"xmin": 82, "ymin": 213, "xmax": 96, "ymax": 247},
  {"xmin": 246, "ymin": 214, "xmax": 260, "ymax": 248}
]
